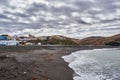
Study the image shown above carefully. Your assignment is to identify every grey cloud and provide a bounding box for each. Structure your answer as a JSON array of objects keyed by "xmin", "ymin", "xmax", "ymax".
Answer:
[
  {"xmin": 0, "ymin": 14, "xmax": 10, "ymax": 19},
  {"xmin": 26, "ymin": 3, "xmax": 49, "ymax": 15},
  {"xmin": 0, "ymin": 0, "xmax": 120, "ymax": 38},
  {"xmin": 0, "ymin": 0, "xmax": 8, "ymax": 5}
]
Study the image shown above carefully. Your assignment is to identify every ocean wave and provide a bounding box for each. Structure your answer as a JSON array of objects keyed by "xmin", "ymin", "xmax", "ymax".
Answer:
[{"xmin": 62, "ymin": 48, "xmax": 120, "ymax": 80}]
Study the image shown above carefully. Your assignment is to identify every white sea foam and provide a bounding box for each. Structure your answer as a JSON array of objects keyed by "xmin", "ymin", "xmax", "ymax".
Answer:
[
  {"xmin": 62, "ymin": 53, "xmax": 76, "ymax": 63},
  {"xmin": 62, "ymin": 48, "xmax": 120, "ymax": 80}
]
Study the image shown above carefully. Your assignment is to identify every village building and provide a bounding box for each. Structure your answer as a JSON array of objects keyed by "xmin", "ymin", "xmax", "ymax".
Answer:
[
  {"xmin": 0, "ymin": 35, "xmax": 19, "ymax": 46},
  {"xmin": 17, "ymin": 35, "xmax": 41, "ymax": 46},
  {"xmin": 17, "ymin": 35, "xmax": 36, "ymax": 41},
  {"xmin": 0, "ymin": 34, "xmax": 42, "ymax": 46},
  {"xmin": 40, "ymin": 36, "xmax": 48, "ymax": 40}
]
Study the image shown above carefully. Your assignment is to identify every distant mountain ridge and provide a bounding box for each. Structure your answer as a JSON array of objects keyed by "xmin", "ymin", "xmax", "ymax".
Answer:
[
  {"xmin": 78, "ymin": 34, "xmax": 120, "ymax": 46},
  {"xmin": 49, "ymin": 34, "xmax": 120, "ymax": 46}
]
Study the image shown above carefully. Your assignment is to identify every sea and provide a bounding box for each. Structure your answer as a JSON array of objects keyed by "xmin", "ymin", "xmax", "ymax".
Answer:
[{"xmin": 62, "ymin": 48, "xmax": 120, "ymax": 80}]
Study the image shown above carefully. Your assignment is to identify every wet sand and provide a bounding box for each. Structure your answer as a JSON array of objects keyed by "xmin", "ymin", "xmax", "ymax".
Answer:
[{"xmin": 0, "ymin": 46, "xmax": 116, "ymax": 80}]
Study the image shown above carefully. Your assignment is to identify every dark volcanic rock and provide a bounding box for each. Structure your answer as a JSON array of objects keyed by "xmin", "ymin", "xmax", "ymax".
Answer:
[{"xmin": 105, "ymin": 41, "xmax": 120, "ymax": 46}]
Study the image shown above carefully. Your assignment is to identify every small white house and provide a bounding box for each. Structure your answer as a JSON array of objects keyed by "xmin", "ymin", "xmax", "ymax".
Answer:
[
  {"xmin": 25, "ymin": 42, "xmax": 33, "ymax": 46},
  {"xmin": 0, "ymin": 40, "xmax": 19, "ymax": 46},
  {"xmin": 38, "ymin": 43, "xmax": 41, "ymax": 45}
]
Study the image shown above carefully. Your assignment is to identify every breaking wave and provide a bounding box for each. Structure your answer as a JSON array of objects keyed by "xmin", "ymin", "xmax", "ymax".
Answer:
[{"xmin": 62, "ymin": 48, "xmax": 120, "ymax": 80}]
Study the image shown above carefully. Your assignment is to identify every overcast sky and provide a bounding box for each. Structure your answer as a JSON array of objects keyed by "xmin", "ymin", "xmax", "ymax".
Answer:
[{"xmin": 0, "ymin": 0, "xmax": 120, "ymax": 38}]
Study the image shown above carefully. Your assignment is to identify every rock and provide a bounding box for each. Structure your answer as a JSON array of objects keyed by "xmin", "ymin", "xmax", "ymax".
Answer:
[{"xmin": 105, "ymin": 41, "xmax": 120, "ymax": 46}]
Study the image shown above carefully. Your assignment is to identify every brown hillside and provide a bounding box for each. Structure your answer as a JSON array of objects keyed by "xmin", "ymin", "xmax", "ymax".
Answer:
[{"xmin": 79, "ymin": 34, "xmax": 120, "ymax": 45}]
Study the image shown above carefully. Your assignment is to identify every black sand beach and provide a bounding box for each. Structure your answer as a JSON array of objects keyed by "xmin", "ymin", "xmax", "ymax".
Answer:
[{"xmin": 0, "ymin": 46, "xmax": 117, "ymax": 80}]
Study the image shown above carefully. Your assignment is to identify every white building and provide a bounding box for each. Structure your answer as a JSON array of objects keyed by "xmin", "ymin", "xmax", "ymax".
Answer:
[
  {"xmin": 0, "ymin": 40, "xmax": 19, "ymax": 46},
  {"xmin": 38, "ymin": 43, "xmax": 41, "ymax": 45}
]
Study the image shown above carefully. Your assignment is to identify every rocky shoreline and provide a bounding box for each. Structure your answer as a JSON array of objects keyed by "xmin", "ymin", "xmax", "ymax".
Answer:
[{"xmin": 0, "ymin": 46, "xmax": 117, "ymax": 80}]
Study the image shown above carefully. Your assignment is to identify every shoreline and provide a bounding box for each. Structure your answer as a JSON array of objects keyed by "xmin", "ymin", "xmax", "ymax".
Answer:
[
  {"xmin": 0, "ymin": 46, "xmax": 118, "ymax": 80},
  {"xmin": 63, "ymin": 47, "xmax": 120, "ymax": 80}
]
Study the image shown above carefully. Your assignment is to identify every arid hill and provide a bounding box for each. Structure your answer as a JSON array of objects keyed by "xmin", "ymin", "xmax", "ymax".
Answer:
[
  {"xmin": 46, "ymin": 34, "xmax": 120, "ymax": 46},
  {"xmin": 77, "ymin": 34, "xmax": 120, "ymax": 46}
]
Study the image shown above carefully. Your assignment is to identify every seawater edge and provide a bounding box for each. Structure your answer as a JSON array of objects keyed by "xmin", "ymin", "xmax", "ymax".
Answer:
[{"xmin": 62, "ymin": 47, "xmax": 120, "ymax": 80}]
